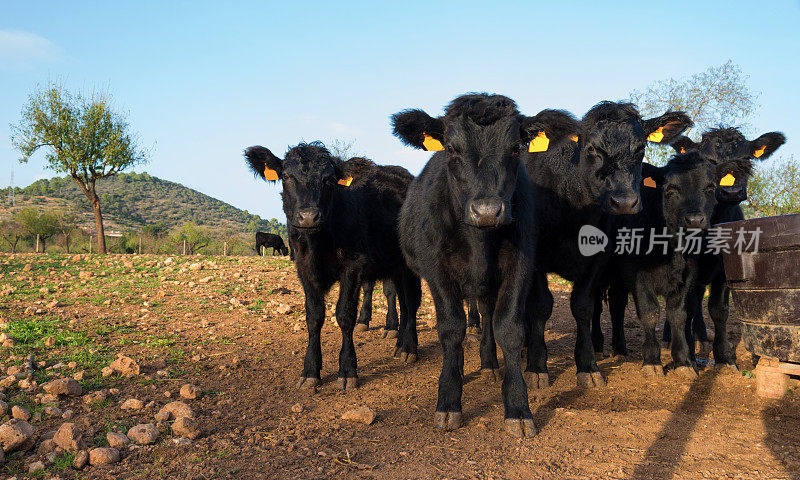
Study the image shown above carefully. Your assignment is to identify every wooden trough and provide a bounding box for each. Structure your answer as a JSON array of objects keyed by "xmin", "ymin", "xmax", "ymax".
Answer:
[{"xmin": 721, "ymin": 214, "xmax": 800, "ymax": 398}]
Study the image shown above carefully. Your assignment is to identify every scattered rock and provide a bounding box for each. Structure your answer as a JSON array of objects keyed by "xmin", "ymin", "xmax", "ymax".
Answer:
[
  {"xmin": 127, "ymin": 424, "xmax": 159, "ymax": 445},
  {"xmin": 0, "ymin": 400, "xmax": 7, "ymax": 415},
  {"xmin": 78, "ymin": 271, "xmax": 92, "ymax": 280},
  {"xmin": 22, "ymin": 263, "xmax": 32, "ymax": 272},
  {"xmin": 6, "ymin": 365, "xmax": 24, "ymax": 376},
  {"xmin": 160, "ymin": 401, "xmax": 194, "ymax": 420},
  {"xmin": 72, "ymin": 449, "xmax": 89, "ymax": 469},
  {"xmin": 28, "ymin": 460, "xmax": 45, "ymax": 474},
  {"xmin": 43, "ymin": 406, "xmax": 62, "ymax": 417},
  {"xmin": 89, "ymin": 447, "xmax": 120, "ymax": 466},
  {"xmin": 53, "ymin": 423, "xmax": 84, "ymax": 452},
  {"xmin": 106, "ymin": 432, "xmax": 130, "ymax": 448},
  {"xmin": 173, "ymin": 437, "xmax": 192, "ymax": 447},
  {"xmin": 172, "ymin": 416, "xmax": 202, "ymax": 440},
  {"xmin": 11, "ymin": 406, "xmax": 30, "ymax": 421},
  {"xmin": 188, "ymin": 262, "xmax": 203, "ymax": 271},
  {"xmin": 109, "ymin": 355, "xmax": 139, "ymax": 376},
  {"xmin": 276, "ymin": 303, "xmax": 292, "ymax": 315},
  {"xmin": 62, "ymin": 409, "xmax": 74, "ymax": 420},
  {"xmin": 179, "ymin": 384, "xmax": 201, "ymax": 400},
  {"xmin": 154, "ymin": 410, "xmax": 170, "ymax": 423},
  {"xmin": 83, "ymin": 391, "xmax": 107, "ymax": 405},
  {"xmin": 341, "ymin": 406, "xmax": 376, "ymax": 425},
  {"xmin": 291, "ymin": 403, "xmax": 303, "ymax": 413},
  {"xmin": 40, "ymin": 394, "xmax": 59, "ymax": 405},
  {"xmin": 42, "ymin": 378, "xmax": 83, "ymax": 397},
  {"xmin": 121, "ymin": 398, "xmax": 144, "ymax": 411},
  {"xmin": 73, "ymin": 370, "xmax": 85, "ymax": 381},
  {"xmin": 101, "ymin": 367, "xmax": 114, "ymax": 377},
  {"xmin": 37, "ymin": 438, "xmax": 56, "ymax": 455},
  {"xmin": 0, "ymin": 419, "xmax": 35, "ymax": 452}
]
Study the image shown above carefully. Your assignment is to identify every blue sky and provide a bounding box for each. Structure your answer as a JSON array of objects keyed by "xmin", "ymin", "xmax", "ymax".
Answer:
[{"xmin": 1, "ymin": 0, "xmax": 799, "ymax": 223}]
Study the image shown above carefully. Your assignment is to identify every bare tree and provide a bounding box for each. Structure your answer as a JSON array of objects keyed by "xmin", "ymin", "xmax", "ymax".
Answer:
[
  {"xmin": 327, "ymin": 138, "xmax": 362, "ymax": 160},
  {"xmin": 746, "ymin": 155, "xmax": 800, "ymax": 216},
  {"xmin": 0, "ymin": 220, "xmax": 24, "ymax": 253}
]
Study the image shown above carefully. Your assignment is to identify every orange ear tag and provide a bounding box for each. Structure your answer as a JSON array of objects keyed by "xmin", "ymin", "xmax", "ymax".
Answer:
[
  {"xmin": 422, "ymin": 133, "xmax": 444, "ymax": 151},
  {"xmin": 753, "ymin": 145, "xmax": 766, "ymax": 158},
  {"xmin": 338, "ymin": 176, "xmax": 353, "ymax": 187},
  {"xmin": 529, "ymin": 131, "xmax": 550, "ymax": 152},
  {"xmin": 680, "ymin": 147, "xmax": 686, "ymax": 154},
  {"xmin": 570, "ymin": 135, "xmax": 579, "ymax": 142},
  {"xmin": 647, "ymin": 127, "xmax": 664, "ymax": 143},
  {"xmin": 264, "ymin": 167, "xmax": 279, "ymax": 181},
  {"xmin": 720, "ymin": 173, "xmax": 735, "ymax": 187},
  {"xmin": 643, "ymin": 177, "xmax": 657, "ymax": 188}
]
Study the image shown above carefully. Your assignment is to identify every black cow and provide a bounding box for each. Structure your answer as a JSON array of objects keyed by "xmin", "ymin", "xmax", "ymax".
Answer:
[
  {"xmin": 255, "ymin": 232, "xmax": 289, "ymax": 256},
  {"xmin": 521, "ymin": 102, "xmax": 692, "ymax": 388},
  {"xmin": 660, "ymin": 129, "xmax": 786, "ymax": 366},
  {"xmin": 392, "ymin": 93, "xmax": 574, "ymax": 437},
  {"xmin": 596, "ymin": 151, "xmax": 718, "ymax": 377},
  {"xmin": 354, "ymin": 280, "xmax": 399, "ymax": 335},
  {"xmin": 244, "ymin": 143, "xmax": 421, "ymax": 391}
]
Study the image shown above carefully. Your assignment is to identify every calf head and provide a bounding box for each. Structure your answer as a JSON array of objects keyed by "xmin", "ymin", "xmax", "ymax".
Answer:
[
  {"xmin": 392, "ymin": 93, "xmax": 576, "ymax": 229},
  {"xmin": 245, "ymin": 142, "xmax": 347, "ymax": 231},
  {"xmin": 578, "ymin": 102, "xmax": 693, "ymax": 215},
  {"xmin": 647, "ymin": 151, "xmax": 717, "ymax": 233},
  {"xmin": 671, "ymin": 129, "xmax": 786, "ymax": 205}
]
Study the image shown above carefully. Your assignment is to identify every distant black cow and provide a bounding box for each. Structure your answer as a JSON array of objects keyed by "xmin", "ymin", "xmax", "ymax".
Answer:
[
  {"xmin": 393, "ymin": 93, "xmax": 575, "ymax": 437},
  {"xmin": 245, "ymin": 142, "xmax": 421, "ymax": 391},
  {"xmin": 659, "ymin": 129, "xmax": 786, "ymax": 366},
  {"xmin": 521, "ymin": 102, "xmax": 692, "ymax": 388},
  {"xmin": 255, "ymin": 232, "xmax": 288, "ymax": 256},
  {"xmin": 596, "ymin": 152, "xmax": 718, "ymax": 377}
]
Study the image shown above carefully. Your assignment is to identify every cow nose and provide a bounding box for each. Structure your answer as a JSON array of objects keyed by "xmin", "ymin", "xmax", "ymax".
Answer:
[
  {"xmin": 468, "ymin": 198, "xmax": 505, "ymax": 228},
  {"xmin": 296, "ymin": 208, "xmax": 321, "ymax": 228},
  {"xmin": 607, "ymin": 193, "xmax": 641, "ymax": 215},
  {"xmin": 683, "ymin": 212, "xmax": 707, "ymax": 229}
]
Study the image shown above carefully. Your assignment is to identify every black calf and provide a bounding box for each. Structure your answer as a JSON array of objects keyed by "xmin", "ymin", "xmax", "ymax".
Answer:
[
  {"xmin": 354, "ymin": 280, "xmax": 399, "ymax": 335},
  {"xmin": 393, "ymin": 93, "xmax": 572, "ymax": 437},
  {"xmin": 661, "ymin": 129, "xmax": 786, "ymax": 366},
  {"xmin": 522, "ymin": 102, "xmax": 692, "ymax": 388},
  {"xmin": 244, "ymin": 143, "xmax": 421, "ymax": 391},
  {"xmin": 255, "ymin": 231, "xmax": 288, "ymax": 256}
]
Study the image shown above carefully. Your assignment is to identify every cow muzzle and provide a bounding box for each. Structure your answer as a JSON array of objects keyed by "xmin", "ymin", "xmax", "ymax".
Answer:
[{"xmin": 466, "ymin": 198, "xmax": 507, "ymax": 229}]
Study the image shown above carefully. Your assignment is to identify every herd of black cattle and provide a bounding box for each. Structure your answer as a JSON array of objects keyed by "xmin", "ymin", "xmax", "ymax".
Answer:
[{"xmin": 245, "ymin": 93, "xmax": 786, "ymax": 437}]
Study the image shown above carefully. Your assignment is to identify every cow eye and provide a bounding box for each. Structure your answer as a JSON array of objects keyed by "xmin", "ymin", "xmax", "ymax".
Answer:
[
  {"xmin": 705, "ymin": 184, "xmax": 717, "ymax": 195},
  {"xmin": 664, "ymin": 185, "xmax": 679, "ymax": 197},
  {"xmin": 445, "ymin": 145, "xmax": 455, "ymax": 155},
  {"xmin": 586, "ymin": 145, "xmax": 596, "ymax": 154}
]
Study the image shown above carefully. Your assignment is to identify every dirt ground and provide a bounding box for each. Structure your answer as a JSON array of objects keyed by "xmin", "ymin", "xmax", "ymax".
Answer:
[{"xmin": 0, "ymin": 253, "xmax": 798, "ymax": 479}]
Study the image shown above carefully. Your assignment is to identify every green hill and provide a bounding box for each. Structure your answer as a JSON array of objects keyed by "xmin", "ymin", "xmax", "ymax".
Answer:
[{"xmin": 2, "ymin": 171, "xmax": 285, "ymax": 236}]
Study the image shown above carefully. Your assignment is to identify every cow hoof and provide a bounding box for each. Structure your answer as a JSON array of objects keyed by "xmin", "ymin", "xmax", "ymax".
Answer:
[
  {"xmin": 481, "ymin": 368, "xmax": 501, "ymax": 382},
  {"xmin": 504, "ymin": 418, "xmax": 537, "ymax": 438},
  {"xmin": 577, "ymin": 371, "xmax": 605, "ymax": 388},
  {"xmin": 612, "ymin": 354, "xmax": 628, "ymax": 362},
  {"xmin": 525, "ymin": 372, "xmax": 549, "ymax": 389},
  {"xmin": 466, "ymin": 325, "xmax": 482, "ymax": 336},
  {"xmin": 434, "ymin": 411, "xmax": 462, "ymax": 431},
  {"xmin": 698, "ymin": 341, "xmax": 712, "ymax": 356},
  {"xmin": 382, "ymin": 329, "xmax": 398, "ymax": 339},
  {"xmin": 673, "ymin": 366, "xmax": 698, "ymax": 378},
  {"xmin": 642, "ymin": 364, "xmax": 664, "ymax": 376},
  {"xmin": 354, "ymin": 323, "xmax": 369, "ymax": 333},
  {"xmin": 399, "ymin": 352, "xmax": 417, "ymax": 364},
  {"xmin": 295, "ymin": 377, "xmax": 320, "ymax": 390},
  {"xmin": 715, "ymin": 363, "xmax": 739, "ymax": 374},
  {"xmin": 336, "ymin": 377, "xmax": 358, "ymax": 390},
  {"xmin": 594, "ymin": 352, "xmax": 605, "ymax": 362}
]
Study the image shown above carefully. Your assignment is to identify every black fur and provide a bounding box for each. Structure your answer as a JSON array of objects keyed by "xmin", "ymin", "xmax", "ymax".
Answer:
[
  {"xmin": 255, "ymin": 232, "xmax": 288, "ymax": 256},
  {"xmin": 244, "ymin": 142, "xmax": 421, "ymax": 390}
]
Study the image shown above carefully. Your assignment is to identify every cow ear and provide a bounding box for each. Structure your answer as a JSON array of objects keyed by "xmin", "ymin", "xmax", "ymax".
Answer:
[
  {"xmin": 669, "ymin": 135, "xmax": 698, "ymax": 154},
  {"xmin": 643, "ymin": 112, "xmax": 693, "ymax": 144},
  {"xmin": 244, "ymin": 146, "xmax": 283, "ymax": 182},
  {"xmin": 749, "ymin": 132, "xmax": 786, "ymax": 160},
  {"xmin": 522, "ymin": 109, "xmax": 579, "ymax": 153},
  {"xmin": 391, "ymin": 109, "xmax": 445, "ymax": 151},
  {"xmin": 338, "ymin": 156, "xmax": 375, "ymax": 187},
  {"xmin": 642, "ymin": 162, "xmax": 665, "ymax": 188}
]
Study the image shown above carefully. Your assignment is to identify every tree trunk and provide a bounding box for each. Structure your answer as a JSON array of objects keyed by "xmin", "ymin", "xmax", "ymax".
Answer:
[
  {"xmin": 72, "ymin": 175, "xmax": 107, "ymax": 254},
  {"xmin": 64, "ymin": 233, "xmax": 71, "ymax": 254}
]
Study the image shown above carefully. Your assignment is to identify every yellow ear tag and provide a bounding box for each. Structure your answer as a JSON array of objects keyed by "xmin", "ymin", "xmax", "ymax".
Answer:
[
  {"xmin": 337, "ymin": 176, "xmax": 353, "ymax": 187},
  {"xmin": 570, "ymin": 135, "xmax": 579, "ymax": 142},
  {"xmin": 647, "ymin": 127, "xmax": 664, "ymax": 143},
  {"xmin": 643, "ymin": 177, "xmax": 657, "ymax": 188},
  {"xmin": 264, "ymin": 167, "xmax": 279, "ymax": 181},
  {"xmin": 753, "ymin": 145, "xmax": 766, "ymax": 158},
  {"xmin": 720, "ymin": 173, "xmax": 736, "ymax": 187},
  {"xmin": 680, "ymin": 147, "xmax": 686, "ymax": 154},
  {"xmin": 422, "ymin": 133, "xmax": 444, "ymax": 151},
  {"xmin": 529, "ymin": 131, "xmax": 550, "ymax": 152}
]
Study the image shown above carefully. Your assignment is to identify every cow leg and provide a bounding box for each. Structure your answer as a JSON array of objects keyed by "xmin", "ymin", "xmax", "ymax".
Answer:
[
  {"xmin": 467, "ymin": 299, "xmax": 482, "ymax": 335},
  {"xmin": 591, "ymin": 291, "xmax": 605, "ymax": 357},
  {"xmin": 633, "ymin": 287, "xmax": 664, "ymax": 376},
  {"xmin": 479, "ymin": 297, "xmax": 500, "ymax": 381},
  {"xmin": 571, "ymin": 276, "xmax": 605, "ymax": 388},
  {"xmin": 608, "ymin": 282, "xmax": 629, "ymax": 357},
  {"xmin": 393, "ymin": 270, "xmax": 421, "ymax": 363},
  {"xmin": 384, "ymin": 279, "xmax": 400, "ymax": 333},
  {"xmin": 297, "ymin": 282, "xmax": 326, "ymax": 390},
  {"xmin": 682, "ymin": 285, "xmax": 702, "ymax": 362},
  {"xmin": 335, "ymin": 270, "xmax": 361, "ymax": 390},
  {"xmin": 665, "ymin": 286, "xmax": 696, "ymax": 377},
  {"xmin": 494, "ymin": 261, "xmax": 535, "ymax": 437},
  {"xmin": 691, "ymin": 284, "xmax": 711, "ymax": 351},
  {"xmin": 525, "ymin": 271, "xmax": 552, "ymax": 389},
  {"xmin": 428, "ymin": 279, "xmax": 466, "ymax": 431},
  {"xmin": 708, "ymin": 274, "xmax": 736, "ymax": 369},
  {"xmin": 355, "ymin": 280, "xmax": 375, "ymax": 332}
]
